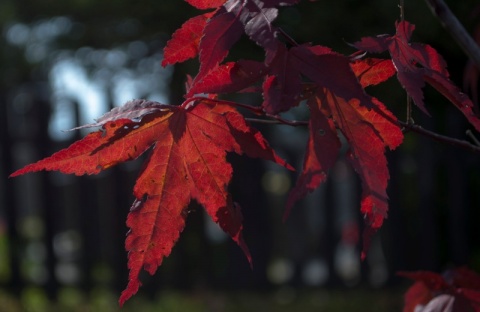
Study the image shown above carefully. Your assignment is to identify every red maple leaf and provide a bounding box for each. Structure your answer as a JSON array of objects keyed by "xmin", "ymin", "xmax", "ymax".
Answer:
[
  {"xmin": 354, "ymin": 20, "xmax": 480, "ymax": 132},
  {"xmin": 290, "ymin": 45, "xmax": 376, "ymax": 109},
  {"xmin": 162, "ymin": 13, "xmax": 213, "ymax": 67},
  {"xmin": 286, "ymin": 57, "xmax": 403, "ymax": 258},
  {"xmin": 10, "ymin": 99, "xmax": 292, "ymax": 306},
  {"xmin": 161, "ymin": 1, "xmax": 231, "ymax": 67},
  {"xmin": 188, "ymin": 60, "xmax": 266, "ymax": 95},
  {"xmin": 261, "ymin": 43, "xmax": 303, "ymax": 114},
  {"xmin": 194, "ymin": 7, "xmax": 245, "ymax": 82},
  {"xmin": 164, "ymin": 0, "xmax": 300, "ymax": 94},
  {"xmin": 261, "ymin": 44, "xmax": 376, "ymax": 115},
  {"xmin": 185, "ymin": 0, "xmax": 226, "ymax": 9},
  {"xmin": 399, "ymin": 267, "xmax": 480, "ymax": 312},
  {"xmin": 284, "ymin": 95, "xmax": 341, "ymax": 215}
]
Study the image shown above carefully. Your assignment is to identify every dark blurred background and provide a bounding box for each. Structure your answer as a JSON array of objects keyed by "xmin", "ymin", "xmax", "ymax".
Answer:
[{"xmin": 1, "ymin": 0, "xmax": 480, "ymax": 311}]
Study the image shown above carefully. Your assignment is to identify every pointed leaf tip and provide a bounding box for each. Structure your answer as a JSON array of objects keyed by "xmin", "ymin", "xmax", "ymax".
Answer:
[{"xmin": 10, "ymin": 118, "xmax": 153, "ymax": 177}]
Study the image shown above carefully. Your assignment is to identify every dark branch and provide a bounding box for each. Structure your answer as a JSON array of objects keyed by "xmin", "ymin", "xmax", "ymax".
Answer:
[
  {"xmin": 466, "ymin": 129, "xmax": 480, "ymax": 146},
  {"xmin": 246, "ymin": 117, "xmax": 307, "ymax": 127},
  {"xmin": 424, "ymin": 0, "xmax": 480, "ymax": 69},
  {"xmin": 399, "ymin": 0, "xmax": 405, "ymax": 21},
  {"xmin": 247, "ymin": 113, "xmax": 480, "ymax": 154},
  {"xmin": 399, "ymin": 120, "xmax": 480, "ymax": 154}
]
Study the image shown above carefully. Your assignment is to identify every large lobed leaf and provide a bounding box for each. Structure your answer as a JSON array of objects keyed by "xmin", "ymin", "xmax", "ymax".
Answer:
[{"xmin": 11, "ymin": 100, "xmax": 292, "ymax": 306}]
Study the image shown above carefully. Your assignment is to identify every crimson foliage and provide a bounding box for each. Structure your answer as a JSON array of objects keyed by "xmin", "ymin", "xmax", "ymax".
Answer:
[{"xmin": 10, "ymin": 0, "xmax": 480, "ymax": 306}]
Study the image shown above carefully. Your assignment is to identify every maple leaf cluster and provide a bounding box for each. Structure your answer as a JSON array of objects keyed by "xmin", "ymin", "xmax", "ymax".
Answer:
[
  {"xmin": 10, "ymin": 0, "xmax": 480, "ymax": 306},
  {"xmin": 399, "ymin": 267, "xmax": 480, "ymax": 311}
]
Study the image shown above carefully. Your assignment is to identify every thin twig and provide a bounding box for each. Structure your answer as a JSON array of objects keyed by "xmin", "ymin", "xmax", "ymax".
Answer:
[
  {"xmin": 184, "ymin": 97, "xmax": 263, "ymax": 114},
  {"xmin": 399, "ymin": 0, "xmax": 405, "ymax": 21},
  {"xmin": 246, "ymin": 117, "xmax": 307, "ymax": 127},
  {"xmin": 399, "ymin": 120, "xmax": 480, "ymax": 154},
  {"xmin": 406, "ymin": 96, "xmax": 414, "ymax": 125},
  {"xmin": 277, "ymin": 28, "xmax": 299, "ymax": 47},
  {"xmin": 245, "ymin": 118, "xmax": 281, "ymax": 124},
  {"xmin": 185, "ymin": 97, "xmax": 480, "ymax": 154},
  {"xmin": 249, "ymin": 108, "xmax": 480, "ymax": 155},
  {"xmin": 466, "ymin": 129, "xmax": 480, "ymax": 146},
  {"xmin": 400, "ymin": 0, "xmax": 415, "ymax": 122},
  {"xmin": 424, "ymin": 0, "xmax": 480, "ymax": 69},
  {"xmin": 266, "ymin": 114, "xmax": 309, "ymax": 127},
  {"xmin": 248, "ymin": 115, "xmax": 480, "ymax": 154}
]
